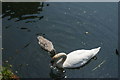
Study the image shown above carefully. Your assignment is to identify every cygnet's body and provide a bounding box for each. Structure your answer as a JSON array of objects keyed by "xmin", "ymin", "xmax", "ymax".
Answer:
[{"xmin": 37, "ymin": 36, "xmax": 56, "ymax": 56}]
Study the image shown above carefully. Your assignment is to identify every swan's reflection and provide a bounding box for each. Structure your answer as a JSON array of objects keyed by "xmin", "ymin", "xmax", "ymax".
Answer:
[
  {"xmin": 49, "ymin": 66, "xmax": 67, "ymax": 80},
  {"xmin": 49, "ymin": 55, "xmax": 98, "ymax": 79}
]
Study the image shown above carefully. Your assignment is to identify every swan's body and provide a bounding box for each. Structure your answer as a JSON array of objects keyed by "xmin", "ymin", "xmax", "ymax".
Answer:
[{"xmin": 52, "ymin": 47, "xmax": 101, "ymax": 69}]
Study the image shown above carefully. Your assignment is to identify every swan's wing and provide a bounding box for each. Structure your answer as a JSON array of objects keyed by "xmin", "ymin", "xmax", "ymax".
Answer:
[
  {"xmin": 63, "ymin": 50, "xmax": 93, "ymax": 68},
  {"xmin": 63, "ymin": 47, "xmax": 101, "ymax": 68},
  {"xmin": 67, "ymin": 47, "xmax": 101, "ymax": 57}
]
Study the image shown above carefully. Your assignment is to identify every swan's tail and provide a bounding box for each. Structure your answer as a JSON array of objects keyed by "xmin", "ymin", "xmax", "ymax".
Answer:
[{"xmin": 91, "ymin": 47, "xmax": 101, "ymax": 56}]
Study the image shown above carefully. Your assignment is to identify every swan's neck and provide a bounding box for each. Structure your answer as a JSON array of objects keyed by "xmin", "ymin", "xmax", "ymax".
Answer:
[
  {"xmin": 57, "ymin": 55, "xmax": 67, "ymax": 68},
  {"xmin": 61, "ymin": 55, "xmax": 67, "ymax": 65},
  {"xmin": 53, "ymin": 53, "xmax": 67, "ymax": 68}
]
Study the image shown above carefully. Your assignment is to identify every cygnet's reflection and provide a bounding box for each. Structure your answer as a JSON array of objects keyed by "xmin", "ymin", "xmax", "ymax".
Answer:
[{"xmin": 49, "ymin": 65, "xmax": 67, "ymax": 80}]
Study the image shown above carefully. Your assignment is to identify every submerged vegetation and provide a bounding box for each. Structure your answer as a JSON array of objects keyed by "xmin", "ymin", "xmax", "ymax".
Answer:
[{"xmin": 1, "ymin": 64, "xmax": 19, "ymax": 80}]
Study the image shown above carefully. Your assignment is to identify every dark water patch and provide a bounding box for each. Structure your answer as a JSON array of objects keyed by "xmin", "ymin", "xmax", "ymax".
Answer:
[
  {"xmin": 20, "ymin": 27, "xmax": 28, "ymax": 30},
  {"xmin": 23, "ymin": 42, "xmax": 31, "ymax": 49},
  {"xmin": 2, "ymin": 2, "xmax": 45, "ymax": 22},
  {"xmin": 5, "ymin": 25, "xmax": 10, "ymax": 29},
  {"xmin": 27, "ymin": 30, "xmax": 31, "ymax": 32},
  {"xmin": 39, "ymin": 16, "xmax": 44, "ymax": 20},
  {"xmin": 25, "ymin": 21, "xmax": 36, "ymax": 23},
  {"xmin": 46, "ymin": 4, "xmax": 50, "ymax": 6},
  {"xmin": 115, "ymin": 49, "xmax": 119, "ymax": 56}
]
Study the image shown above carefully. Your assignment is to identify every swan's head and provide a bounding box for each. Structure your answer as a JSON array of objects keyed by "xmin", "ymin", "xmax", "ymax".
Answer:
[
  {"xmin": 51, "ymin": 53, "xmax": 67, "ymax": 67},
  {"xmin": 52, "ymin": 53, "xmax": 66, "ymax": 59}
]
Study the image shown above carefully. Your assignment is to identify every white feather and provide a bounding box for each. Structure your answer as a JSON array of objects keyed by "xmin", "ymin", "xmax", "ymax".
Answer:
[{"xmin": 62, "ymin": 47, "xmax": 101, "ymax": 68}]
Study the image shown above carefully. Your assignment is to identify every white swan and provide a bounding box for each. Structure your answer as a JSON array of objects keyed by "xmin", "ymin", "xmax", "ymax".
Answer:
[{"xmin": 51, "ymin": 47, "xmax": 101, "ymax": 69}]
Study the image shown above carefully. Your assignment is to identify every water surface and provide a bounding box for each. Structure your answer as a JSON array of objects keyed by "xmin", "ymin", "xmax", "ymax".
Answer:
[{"xmin": 2, "ymin": 2, "xmax": 118, "ymax": 78}]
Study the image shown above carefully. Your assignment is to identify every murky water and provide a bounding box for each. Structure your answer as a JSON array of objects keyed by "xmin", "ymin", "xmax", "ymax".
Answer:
[{"xmin": 2, "ymin": 2, "xmax": 118, "ymax": 79}]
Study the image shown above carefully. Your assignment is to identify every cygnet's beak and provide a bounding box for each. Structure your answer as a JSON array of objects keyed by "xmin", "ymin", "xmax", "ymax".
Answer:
[{"xmin": 50, "ymin": 59, "xmax": 54, "ymax": 66}]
